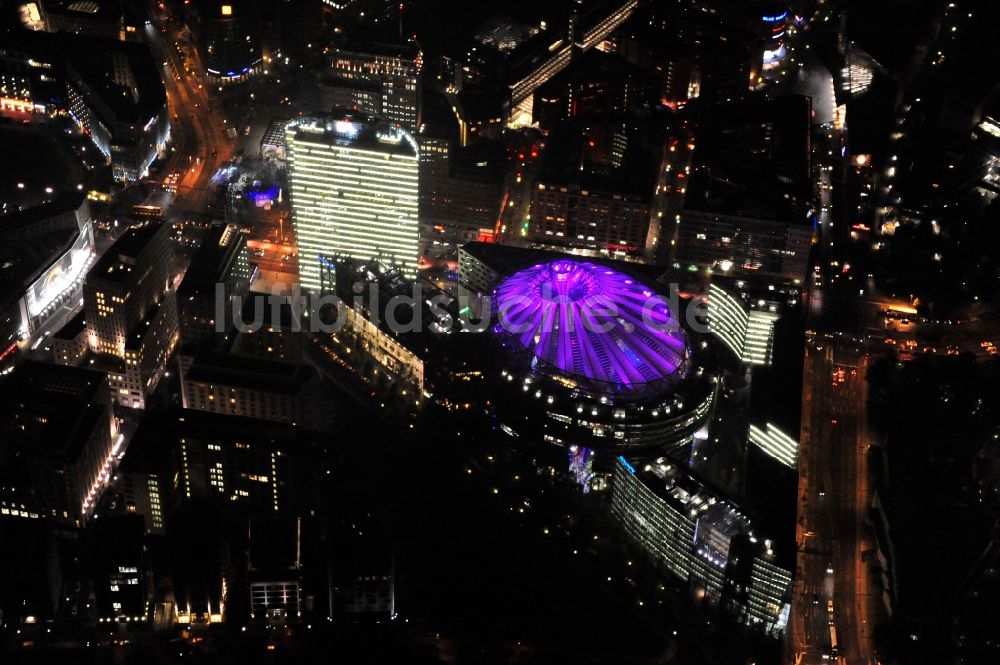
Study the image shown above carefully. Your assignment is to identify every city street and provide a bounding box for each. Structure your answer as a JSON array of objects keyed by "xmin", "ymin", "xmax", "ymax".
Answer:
[
  {"xmin": 144, "ymin": 1, "xmax": 232, "ymax": 218},
  {"xmin": 792, "ymin": 337, "xmax": 874, "ymax": 665}
]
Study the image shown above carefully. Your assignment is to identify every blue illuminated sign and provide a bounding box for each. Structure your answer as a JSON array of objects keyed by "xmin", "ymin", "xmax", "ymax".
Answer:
[
  {"xmin": 618, "ymin": 456, "xmax": 636, "ymax": 474},
  {"xmin": 762, "ymin": 11, "xmax": 788, "ymax": 23}
]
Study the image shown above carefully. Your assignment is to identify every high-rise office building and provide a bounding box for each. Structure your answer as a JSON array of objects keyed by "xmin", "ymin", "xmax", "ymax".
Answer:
[
  {"xmin": 286, "ymin": 113, "xmax": 419, "ymax": 288},
  {"xmin": 83, "ymin": 220, "xmax": 178, "ymax": 408},
  {"xmin": 179, "ymin": 351, "xmax": 313, "ymax": 425},
  {"xmin": 417, "ymin": 135, "xmax": 504, "ymax": 261},
  {"xmin": 177, "ymin": 222, "xmax": 253, "ymax": 349},
  {"xmin": 64, "ymin": 38, "xmax": 170, "ymax": 183},
  {"xmin": 84, "ymin": 221, "xmax": 170, "ymax": 356},
  {"xmin": 322, "ymin": 41, "xmax": 422, "ymax": 132},
  {"xmin": 191, "ymin": 0, "xmax": 262, "ymax": 84},
  {"xmin": 673, "ymin": 96, "xmax": 812, "ymax": 282},
  {"xmin": 611, "ymin": 456, "xmax": 793, "ymax": 633},
  {"xmin": 706, "ymin": 282, "xmax": 780, "ymax": 367}
]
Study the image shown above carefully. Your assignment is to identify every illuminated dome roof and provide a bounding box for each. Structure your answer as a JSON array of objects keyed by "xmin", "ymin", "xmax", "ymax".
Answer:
[{"xmin": 494, "ymin": 261, "xmax": 688, "ymax": 391}]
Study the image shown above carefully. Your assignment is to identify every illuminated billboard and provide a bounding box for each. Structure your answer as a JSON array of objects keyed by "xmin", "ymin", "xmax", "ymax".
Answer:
[{"xmin": 24, "ymin": 228, "xmax": 95, "ymax": 324}]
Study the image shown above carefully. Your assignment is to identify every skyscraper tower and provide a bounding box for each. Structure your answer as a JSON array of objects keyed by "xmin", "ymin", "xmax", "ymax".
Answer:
[
  {"xmin": 321, "ymin": 41, "xmax": 422, "ymax": 132},
  {"xmin": 286, "ymin": 113, "xmax": 420, "ymax": 290}
]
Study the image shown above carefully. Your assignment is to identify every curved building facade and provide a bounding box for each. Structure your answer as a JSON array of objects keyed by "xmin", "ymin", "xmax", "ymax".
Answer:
[
  {"xmin": 1, "ymin": 191, "xmax": 95, "ymax": 369},
  {"xmin": 192, "ymin": 0, "xmax": 262, "ymax": 84}
]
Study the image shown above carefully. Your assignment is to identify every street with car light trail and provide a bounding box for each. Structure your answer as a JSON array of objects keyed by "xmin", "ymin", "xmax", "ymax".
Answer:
[
  {"xmin": 144, "ymin": 0, "xmax": 231, "ymax": 217},
  {"xmin": 793, "ymin": 337, "xmax": 876, "ymax": 665}
]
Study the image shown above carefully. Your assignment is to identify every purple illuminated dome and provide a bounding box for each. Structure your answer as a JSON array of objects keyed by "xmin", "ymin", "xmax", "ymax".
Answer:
[{"xmin": 494, "ymin": 261, "xmax": 687, "ymax": 391}]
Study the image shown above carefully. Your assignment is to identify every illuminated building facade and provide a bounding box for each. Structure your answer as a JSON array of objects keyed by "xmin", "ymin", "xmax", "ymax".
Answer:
[
  {"xmin": 611, "ymin": 456, "xmax": 792, "ymax": 633},
  {"xmin": 43, "ymin": 0, "xmax": 142, "ymax": 42},
  {"xmin": 529, "ymin": 181, "xmax": 652, "ymax": 254},
  {"xmin": 179, "ymin": 352, "xmax": 312, "ymax": 425},
  {"xmin": 507, "ymin": 0, "xmax": 639, "ymax": 117},
  {"xmin": 525, "ymin": 118, "xmax": 659, "ymax": 257},
  {"xmin": 192, "ymin": 0, "xmax": 262, "ymax": 84},
  {"xmin": 326, "ymin": 258, "xmax": 446, "ymax": 397},
  {"xmin": 759, "ymin": 5, "xmax": 789, "ymax": 68},
  {"xmin": 322, "ymin": 42, "xmax": 422, "ymax": 132},
  {"xmin": 442, "ymin": 1, "xmax": 637, "ymax": 125},
  {"xmin": 64, "ymin": 39, "xmax": 170, "ymax": 182},
  {"xmin": 117, "ymin": 471, "xmax": 165, "ymax": 536},
  {"xmin": 0, "ymin": 32, "xmax": 58, "ymax": 115},
  {"xmin": 0, "ymin": 362, "xmax": 120, "ymax": 524},
  {"xmin": 342, "ymin": 302, "xmax": 426, "ymax": 394},
  {"xmin": 92, "ymin": 515, "xmax": 150, "ymax": 624},
  {"xmin": 747, "ymin": 422, "xmax": 797, "ymax": 469},
  {"xmin": 170, "ymin": 415, "xmax": 293, "ymax": 512},
  {"xmin": 0, "ymin": 31, "xmax": 168, "ymax": 178},
  {"xmin": 0, "ymin": 190, "xmax": 95, "ymax": 361},
  {"xmin": 676, "ymin": 210, "xmax": 812, "ymax": 282},
  {"xmin": 103, "ymin": 294, "xmax": 180, "ymax": 409},
  {"xmin": 51, "ymin": 312, "xmax": 88, "ymax": 366},
  {"xmin": 0, "ymin": 47, "xmax": 33, "ymax": 113},
  {"xmin": 707, "ymin": 283, "xmax": 779, "ymax": 366},
  {"xmin": 84, "ymin": 221, "xmax": 170, "ymax": 357},
  {"xmin": 84, "ymin": 220, "xmax": 177, "ymax": 408},
  {"xmin": 287, "ymin": 113, "xmax": 420, "ymax": 287}
]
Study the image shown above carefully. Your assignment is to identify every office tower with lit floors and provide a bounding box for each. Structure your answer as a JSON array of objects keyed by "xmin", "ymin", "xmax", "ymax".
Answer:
[
  {"xmin": 322, "ymin": 41, "xmax": 422, "ymax": 132},
  {"xmin": 286, "ymin": 112, "xmax": 420, "ymax": 289},
  {"xmin": 83, "ymin": 220, "xmax": 178, "ymax": 408},
  {"xmin": 84, "ymin": 221, "xmax": 170, "ymax": 356}
]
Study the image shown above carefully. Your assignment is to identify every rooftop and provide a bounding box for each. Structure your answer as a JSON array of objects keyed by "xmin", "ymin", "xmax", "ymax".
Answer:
[
  {"xmin": 461, "ymin": 241, "xmax": 673, "ymax": 296},
  {"xmin": 0, "ymin": 361, "xmax": 110, "ymax": 464},
  {"xmin": 0, "ymin": 126, "xmax": 84, "ymax": 218},
  {"xmin": 52, "ymin": 310, "xmax": 87, "ymax": 341},
  {"xmin": 684, "ymin": 95, "xmax": 812, "ymax": 224},
  {"xmin": 7, "ymin": 28, "xmax": 166, "ymax": 126},
  {"xmin": 434, "ymin": 0, "xmax": 633, "ymax": 85},
  {"xmin": 534, "ymin": 115, "xmax": 660, "ymax": 199},
  {"xmin": 494, "ymin": 260, "xmax": 687, "ymax": 390},
  {"xmin": 184, "ymin": 351, "xmax": 313, "ymax": 395},
  {"xmin": 286, "ymin": 112, "xmax": 418, "ymax": 158},
  {"xmin": 473, "ymin": 15, "xmax": 540, "ymax": 52},
  {"xmin": 621, "ymin": 455, "xmax": 792, "ymax": 569},
  {"xmin": 329, "ymin": 37, "xmax": 422, "ymax": 62},
  {"xmin": 45, "ymin": 0, "xmax": 121, "ymax": 21},
  {"xmin": 178, "ymin": 223, "xmax": 245, "ymax": 299},
  {"xmin": 334, "ymin": 257, "xmax": 458, "ymax": 345},
  {"xmin": 124, "ymin": 297, "xmax": 167, "ymax": 350},
  {"xmin": 90, "ymin": 220, "xmax": 164, "ymax": 285}
]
